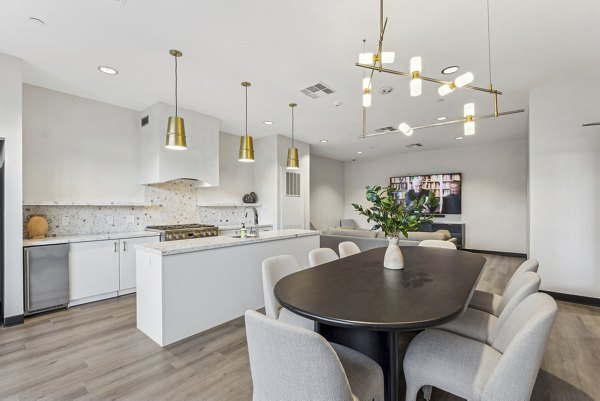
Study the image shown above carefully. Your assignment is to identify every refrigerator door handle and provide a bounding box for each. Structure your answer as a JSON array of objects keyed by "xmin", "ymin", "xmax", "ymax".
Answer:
[{"xmin": 24, "ymin": 249, "xmax": 31, "ymax": 313}]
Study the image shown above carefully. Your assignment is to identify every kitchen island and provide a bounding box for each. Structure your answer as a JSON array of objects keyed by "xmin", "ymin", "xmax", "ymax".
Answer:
[{"xmin": 135, "ymin": 229, "xmax": 320, "ymax": 346}]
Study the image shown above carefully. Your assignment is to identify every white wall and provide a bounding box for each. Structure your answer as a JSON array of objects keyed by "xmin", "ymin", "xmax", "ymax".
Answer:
[
  {"xmin": 0, "ymin": 53, "xmax": 23, "ymax": 319},
  {"xmin": 197, "ymin": 132, "xmax": 255, "ymax": 204},
  {"xmin": 310, "ymin": 154, "xmax": 345, "ymax": 231},
  {"xmin": 344, "ymin": 139, "xmax": 528, "ymax": 253},
  {"xmin": 529, "ymin": 75, "xmax": 600, "ymax": 298},
  {"xmin": 23, "ymin": 84, "xmax": 144, "ymax": 203}
]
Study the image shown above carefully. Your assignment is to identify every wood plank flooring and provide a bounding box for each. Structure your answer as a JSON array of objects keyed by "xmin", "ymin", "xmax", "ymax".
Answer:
[{"xmin": 0, "ymin": 253, "xmax": 598, "ymax": 400}]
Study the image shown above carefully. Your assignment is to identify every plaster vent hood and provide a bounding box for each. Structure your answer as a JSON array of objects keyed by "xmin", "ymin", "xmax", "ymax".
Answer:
[{"xmin": 139, "ymin": 102, "xmax": 220, "ymax": 186}]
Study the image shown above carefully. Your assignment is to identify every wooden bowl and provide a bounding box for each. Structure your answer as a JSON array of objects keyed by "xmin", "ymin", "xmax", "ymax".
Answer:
[{"xmin": 26, "ymin": 215, "xmax": 49, "ymax": 239}]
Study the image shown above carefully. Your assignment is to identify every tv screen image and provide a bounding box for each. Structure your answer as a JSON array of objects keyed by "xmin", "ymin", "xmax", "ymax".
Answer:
[{"xmin": 390, "ymin": 173, "xmax": 462, "ymax": 215}]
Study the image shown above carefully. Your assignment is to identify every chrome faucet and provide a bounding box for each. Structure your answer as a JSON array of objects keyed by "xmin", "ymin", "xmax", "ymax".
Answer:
[{"xmin": 244, "ymin": 206, "xmax": 259, "ymax": 238}]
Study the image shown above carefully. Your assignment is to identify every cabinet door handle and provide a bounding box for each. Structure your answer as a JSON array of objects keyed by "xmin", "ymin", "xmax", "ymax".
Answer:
[
  {"xmin": 114, "ymin": 242, "xmax": 118, "ymax": 252},
  {"xmin": 123, "ymin": 241, "xmax": 126, "ymax": 252}
]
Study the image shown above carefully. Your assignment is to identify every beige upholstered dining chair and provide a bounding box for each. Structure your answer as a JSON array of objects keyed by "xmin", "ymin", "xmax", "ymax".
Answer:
[
  {"xmin": 437, "ymin": 271, "xmax": 541, "ymax": 343},
  {"xmin": 404, "ymin": 293, "xmax": 557, "ymax": 401},
  {"xmin": 339, "ymin": 241, "xmax": 361, "ymax": 258},
  {"xmin": 418, "ymin": 240, "xmax": 457, "ymax": 249},
  {"xmin": 245, "ymin": 310, "xmax": 384, "ymax": 401},
  {"xmin": 469, "ymin": 259, "xmax": 539, "ymax": 315},
  {"xmin": 261, "ymin": 255, "xmax": 313, "ymax": 330},
  {"xmin": 309, "ymin": 248, "xmax": 339, "ymax": 267}
]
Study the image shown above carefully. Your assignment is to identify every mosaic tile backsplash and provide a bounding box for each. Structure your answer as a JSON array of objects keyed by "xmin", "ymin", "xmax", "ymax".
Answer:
[{"xmin": 23, "ymin": 180, "xmax": 257, "ymax": 238}]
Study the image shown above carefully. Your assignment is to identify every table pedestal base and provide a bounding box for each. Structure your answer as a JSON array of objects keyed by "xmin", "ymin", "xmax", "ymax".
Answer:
[{"xmin": 316, "ymin": 323, "xmax": 418, "ymax": 401}]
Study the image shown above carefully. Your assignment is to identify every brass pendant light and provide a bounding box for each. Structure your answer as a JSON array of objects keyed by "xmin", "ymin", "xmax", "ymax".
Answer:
[
  {"xmin": 238, "ymin": 82, "xmax": 255, "ymax": 162},
  {"xmin": 286, "ymin": 103, "xmax": 300, "ymax": 170},
  {"xmin": 165, "ymin": 49, "xmax": 187, "ymax": 150}
]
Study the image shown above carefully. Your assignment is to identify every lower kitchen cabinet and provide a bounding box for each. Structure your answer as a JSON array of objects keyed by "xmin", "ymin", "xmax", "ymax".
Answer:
[
  {"xmin": 118, "ymin": 236, "xmax": 159, "ymax": 295},
  {"xmin": 69, "ymin": 239, "xmax": 120, "ymax": 306},
  {"xmin": 69, "ymin": 235, "xmax": 160, "ymax": 306}
]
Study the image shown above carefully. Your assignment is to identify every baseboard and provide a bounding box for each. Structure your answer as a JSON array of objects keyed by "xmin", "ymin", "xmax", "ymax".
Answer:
[
  {"xmin": 3, "ymin": 314, "xmax": 24, "ymax": 327},
  {"xmin": 461, "ymin": 248, "xmax": 527, "ymax": 258},
  {"xmin": 541, "ymin": 290, "xmax": 600, "ymax": 307}
]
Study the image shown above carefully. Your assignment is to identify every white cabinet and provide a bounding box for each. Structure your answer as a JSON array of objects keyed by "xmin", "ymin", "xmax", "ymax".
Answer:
[
  {"xmin": 69, "ymin": 240, "xmax": 120, "ymax": 305},
  {"xmin": 118, "ymin": 236, "xmax": 159, "ymax": 295},
  {"xmin": 69, "ymin": 235, "xmax": 160, "ymax": 305}
]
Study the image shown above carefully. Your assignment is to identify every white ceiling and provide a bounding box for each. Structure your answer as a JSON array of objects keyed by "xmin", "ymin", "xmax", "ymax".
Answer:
[{"xmin": 1, "ymin": 0, "xmax": 599, "ymax": 161}]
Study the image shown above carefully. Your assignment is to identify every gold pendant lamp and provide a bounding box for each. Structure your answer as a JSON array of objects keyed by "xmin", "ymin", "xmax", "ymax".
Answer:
[
  {"xmin": 286, "ymin": 103, "xmax": 300, "ymax": 170},
  {"xmin": 165, "ymin": 49, "xmax": 187, "ymax": 150},
  {"xmin": 238, "ymin": 82, "xmax": 255, "ymax": 162}
]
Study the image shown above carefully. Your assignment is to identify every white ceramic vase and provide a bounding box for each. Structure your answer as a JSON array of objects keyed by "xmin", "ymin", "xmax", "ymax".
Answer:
[{"xmin": 384, "ymin": 237, "xmax": 405, "ymax": 270}]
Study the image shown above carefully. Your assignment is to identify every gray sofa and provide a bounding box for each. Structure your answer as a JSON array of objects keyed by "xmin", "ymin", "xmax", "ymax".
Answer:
[{"xmin": 320, "ymin": 219, "xmax": 457, "ymax": 253}]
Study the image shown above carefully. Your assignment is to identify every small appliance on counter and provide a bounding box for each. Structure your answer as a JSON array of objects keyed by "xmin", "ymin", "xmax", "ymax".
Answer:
[{"xmin": 146, "ymin": 224, "xmax": 219, "ymax": 241}]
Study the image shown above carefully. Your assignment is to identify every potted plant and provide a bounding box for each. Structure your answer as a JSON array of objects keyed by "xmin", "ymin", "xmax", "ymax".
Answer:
[{"xmin": 352, "ymin": 184, "xmax": 438, "ymax": 269}]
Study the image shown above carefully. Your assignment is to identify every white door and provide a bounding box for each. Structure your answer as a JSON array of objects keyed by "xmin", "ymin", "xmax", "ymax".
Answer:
[
  {"xmin": 118, "ymin": 236, "xmax": 160, "ymax": 294},
  {"xmin": 69, "ymin": 240, "xmax": 119, "ymax": 303}
]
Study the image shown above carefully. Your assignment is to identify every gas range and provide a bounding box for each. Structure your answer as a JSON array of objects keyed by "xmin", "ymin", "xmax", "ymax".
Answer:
[{"xmin": 146, "ymin": 224, "xmax": 219, "ymax": 241}]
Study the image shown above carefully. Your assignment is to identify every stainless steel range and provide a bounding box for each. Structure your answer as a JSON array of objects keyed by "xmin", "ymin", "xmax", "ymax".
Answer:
[{"xmin": 146, "ymin": 224, "xmax": 219, "ymax": 241}]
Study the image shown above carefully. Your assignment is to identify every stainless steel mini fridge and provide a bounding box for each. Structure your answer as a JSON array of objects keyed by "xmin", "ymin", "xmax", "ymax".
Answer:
[{"xmin": 23, "ymin": 244, "xmax": 69, "ymax": 315}]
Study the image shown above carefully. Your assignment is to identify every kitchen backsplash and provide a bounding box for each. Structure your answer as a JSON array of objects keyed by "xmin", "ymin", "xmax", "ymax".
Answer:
[{"xmin": 23, "ymin": 180, "xmax": 256, "ymax": 238}]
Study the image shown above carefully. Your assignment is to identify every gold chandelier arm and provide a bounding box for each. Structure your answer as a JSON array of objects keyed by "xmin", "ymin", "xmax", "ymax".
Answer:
[
  {"xmin": 358, "ymin": 109, "xmax": 525, "ymax": 138},
  {"xmin": 356, "ymin": 63, "xmax": 503, "ymax": 95}
]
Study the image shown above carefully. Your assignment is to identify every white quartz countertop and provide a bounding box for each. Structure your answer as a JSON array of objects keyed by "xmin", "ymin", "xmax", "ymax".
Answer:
[
  {"xmin": 136, "ymin": 229, "xmax": 320, "ymax": 256},
  {"xmin": 23, "ymin": 231, "xmax": 160, "ymax": 247}
]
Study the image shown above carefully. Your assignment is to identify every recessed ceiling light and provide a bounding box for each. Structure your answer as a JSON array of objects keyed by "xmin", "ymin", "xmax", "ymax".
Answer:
[
  {"xmin": 98, "ymin": 66, "xmax": 118, "ymax": 75},
  {"xmin": 456, "ymin": 136, "xmax": 464, "ymax": 140},
  {"xmin": 441, "ymin": 66, "xmax": 460, "ymax": 75},
  {"xmin": 28, "ymin": 17, "xmax": 45, "ymax": 25},
  {"xmin": 333, "ymin": 101, "xmax": 343, "ymax": 107},
  {"xmin": 263, "ymin": 121, "xmax": 273, "ymax": 125},
  {"xmin": 437, "ymin": 116, "xmax": 447, "ymax": 121},
  {"xmin": 319, "ymin": 139, "xmax": 328, "ymax": 143},
  {"xmin": 357, "ymin": 151, "xmax": 363, "ymax": 154}
]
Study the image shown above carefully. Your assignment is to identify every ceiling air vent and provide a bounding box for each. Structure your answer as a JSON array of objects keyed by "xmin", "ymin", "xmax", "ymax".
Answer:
[
  {"xmin": 374, "ymin": 126, "xmax": 396, "ymax": 134},
  {"xmin": 300, "ymin": 82, "xmax": 336, "ymax": 99},
  {"xmin": 406, "ymin": 143, "xmax": 423, "ymax": 148}
]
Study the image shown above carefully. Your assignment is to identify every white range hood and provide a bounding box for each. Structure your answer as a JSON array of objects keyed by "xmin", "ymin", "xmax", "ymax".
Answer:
[{"xmin": 139, "ymin": 102, "xmax": 220, "ymax": 186}]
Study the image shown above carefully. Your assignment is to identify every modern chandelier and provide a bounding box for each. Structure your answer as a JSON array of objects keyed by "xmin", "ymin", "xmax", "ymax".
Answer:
[{"xmin": 357, "ymin": 0, "xmax": 524, "ymax": 138}]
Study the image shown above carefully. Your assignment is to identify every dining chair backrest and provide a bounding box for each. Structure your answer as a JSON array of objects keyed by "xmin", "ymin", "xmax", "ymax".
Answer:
[
  {"xmin": 503, "ymin": 259, "xmax": 539, "ymax": 295},
  {"xmin": 262, "ymin": 255, "xmax": 302, "ymax": 319},
  {"xmin": 245, "ymin": 310, "xmax": 355, "ymax": 401},
  {"xmin": 339, "ymin": 241, "xmax": 361, "ymax": 258},
  {"xmin": 482, "ymin": 293, "xmax": 557, "ymax": 401},
  {"xmin": 309, "ymin": 248, "xmax": 339, "ymax": 267},
  {"xmin": 494, "ymin": 271, "xmax": 541, "ymax": 319},
  {"xmin": 418, "ymin": 240, "xmax": 457, "ymax": 250}
]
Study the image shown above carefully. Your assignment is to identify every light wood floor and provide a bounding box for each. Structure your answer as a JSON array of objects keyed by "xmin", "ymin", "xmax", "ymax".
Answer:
[{"xmin": 0, "ymin": 254, "xmax": 598, "ymax": 401}]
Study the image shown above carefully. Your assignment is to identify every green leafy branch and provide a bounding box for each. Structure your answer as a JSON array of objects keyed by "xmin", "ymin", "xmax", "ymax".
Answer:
[{"xmin": 352, "ymin": 185, "xmax": 438, "ymax": 239}]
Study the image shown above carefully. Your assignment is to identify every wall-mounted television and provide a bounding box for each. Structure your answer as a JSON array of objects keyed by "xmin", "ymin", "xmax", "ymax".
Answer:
[{"xmin": 390, "ymin": 173, "xmax": 462, "ymax": 215}]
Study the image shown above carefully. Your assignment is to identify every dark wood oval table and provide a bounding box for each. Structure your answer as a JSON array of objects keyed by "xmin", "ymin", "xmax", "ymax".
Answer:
[{"xmin": 274, "ymin": 246, "xmax": 486, "ymax": 401}]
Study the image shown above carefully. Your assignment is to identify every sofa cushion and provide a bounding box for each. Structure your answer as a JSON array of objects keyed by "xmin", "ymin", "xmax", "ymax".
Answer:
[
  {"xmin": 326, "ymin": 227, "xmax": 378, "ymax": 238},
  {"xmin": 406, "ymin": 230, "xmax": 450, "ymax": 241}
]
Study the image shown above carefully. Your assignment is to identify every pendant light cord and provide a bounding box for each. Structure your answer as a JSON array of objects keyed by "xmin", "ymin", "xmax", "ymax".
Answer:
[
  {"xmin": 291, "ymin": 106, "xmax": 295, "ymax": 147},
  {"xmin": 245, "ymin": 85, "xmax": 248, "ymax": 138},
  {"xmin": 486, "ymin": 0, "xmax": 493, "ymax": 87},
  {"xmin": 175, "ymin": 55, "xmax": 178, "ymax": 117}
]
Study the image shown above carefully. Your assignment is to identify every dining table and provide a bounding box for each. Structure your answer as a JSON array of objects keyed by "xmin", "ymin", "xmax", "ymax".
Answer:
[{"xmin": 274, "ymin": 246, "xmax": 486, "ymax": 401}]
